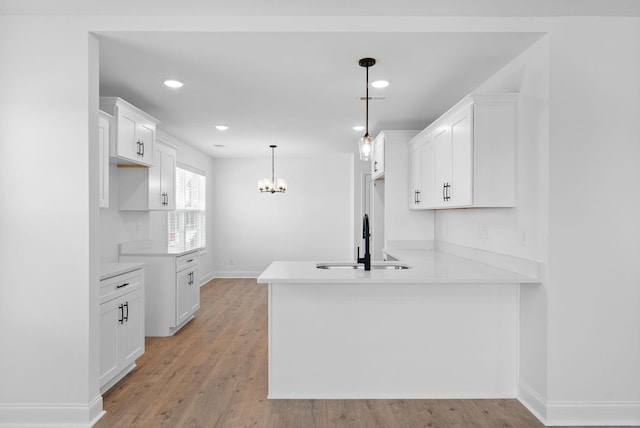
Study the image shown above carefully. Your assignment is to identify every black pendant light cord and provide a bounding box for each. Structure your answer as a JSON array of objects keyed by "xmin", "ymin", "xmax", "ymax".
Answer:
[
  {"xmin": 365, "ymin": 65, "xmax": 369, "ymax": 137},
  {"xmin": 358, "ymin": 58, "xmax": 376, "ymax": 138}
]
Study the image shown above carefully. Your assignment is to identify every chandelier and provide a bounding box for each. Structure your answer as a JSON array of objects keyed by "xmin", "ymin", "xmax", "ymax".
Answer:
[{"xmin": 258, "ymin": 145, "xmax": 287, "ymax": 194}]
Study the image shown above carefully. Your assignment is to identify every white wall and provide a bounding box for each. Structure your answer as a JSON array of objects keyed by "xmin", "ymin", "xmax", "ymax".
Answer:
[
  {"xmin": 432, "ymin": 18, "xmax": 640, "ymax": 424},
  {"xmin": 433, "ymin": 35, "xmax": 551, "ymax": 413},
  {"xmin": 211, "ymin": 155, "xmax": 353, "ymax": 276},
  {"xmin": 544, "ymin": 17, "xmax": 640, "ymax": 424},
  {"xmin": 2, "ymin": 11, "xmax": 639, "ymax": 428},
  {"xmin": 434, "ymin": 36, "xmax": 549, "ymax": 262},
  {"xmin": 0, "ymin": 18, "xmax": 103, "ymax": 425}
]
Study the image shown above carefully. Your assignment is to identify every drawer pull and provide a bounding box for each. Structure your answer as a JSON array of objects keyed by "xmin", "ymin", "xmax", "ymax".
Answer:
[
  {"xmin": 187, "ymin": 259, "xmax": 194, "ymax": 263},
  {"xmin": 116, "ymin": 282, "xmax": 130, "ymax": 289}
]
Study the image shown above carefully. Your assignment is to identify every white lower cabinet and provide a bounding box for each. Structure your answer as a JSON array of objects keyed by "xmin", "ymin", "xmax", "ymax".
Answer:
[
  {"xmin": 99, "ymin": 267, "xmax": 145, "ymax": 393},
  {"xmin": 119, "ymin": 250, "xmax": 200, "ymax": 337},
  {"xmin": 176, "ymin": 263, "xmax": 200, "ymax": 326}
]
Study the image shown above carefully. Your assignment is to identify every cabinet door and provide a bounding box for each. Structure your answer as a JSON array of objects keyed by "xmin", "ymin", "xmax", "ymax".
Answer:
[
  {"xmin": 147, "ymin": 146, "xmax": 164, "ymax": 210},
  {"xmin": 408, "ymin": 143, "xmax": 422, "ymax": 209},
  {"xmin": 120, "ymin": 288, "xmax": 144, "ymax": 368},
  {"xmin": 136, "ymin": 122, "xmax": 154, "ymax": 165},
  {"xmin": 99, "ymin": 298, "xmax": 121, "ymax": 388},
  {"xmin": 98, "ymin": 113, "xmax": 110, "ymax": 208},
  {"xmin": 188, "ymin": 267, "xmax": 200, "ymax": 314},
  {"xmin": 116, "ymin": 109, "xmax": 138, "ymax": 162},
  {"xmin": 372, "ymin": 134, "xmax": 384, "ymax": 179},
  {"xmin": 176, "ymin": 269, "xmax": 191, "ymax": 326},
  {"xmin": 433, "ymin": 127, "xmax": 452, "ymax": 207},
  {"xmin": 419, "ymin": 138, "xmax": 435, "ymax": 208},
  {"xmin": 160, "ymin": 148, "xmax": 176, "ymax": 210},
  {"xmin": 450, "ymin": 106, "xmax": 473, "ymax": 207}
]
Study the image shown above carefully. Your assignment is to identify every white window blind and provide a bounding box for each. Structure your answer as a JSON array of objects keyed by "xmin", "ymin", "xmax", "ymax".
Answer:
[{"xmin": 168, "ymin": 167, "xmax": 206, "ymax": 251}]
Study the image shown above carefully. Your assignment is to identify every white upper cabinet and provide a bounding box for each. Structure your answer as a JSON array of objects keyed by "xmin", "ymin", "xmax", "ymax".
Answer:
[
  {"xmin": 99, "ymin": 97, "xmax": 160, "ymax": 167},
  {"xmin": 119, "ymin": 139, "xmax": 177, "ymax": 211},
  {"xmin": 408, "ymin": 93, "xmax": 518, "ymax": 209},
  {"xmin": 98, "ymin": 111, "xmax": 111, "ymax": 208},
  {"xmin": 372, "ymin": 132, "xmax": 385, "ymax": 180}
]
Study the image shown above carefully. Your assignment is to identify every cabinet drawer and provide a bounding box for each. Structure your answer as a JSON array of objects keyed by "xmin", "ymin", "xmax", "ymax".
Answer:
[
  {"xmin": 100, "ymin": 269, "xmax": 143, "ymax": 304},
  {"xmin": 176, "ymin": 252, "xmax": 198, "ymax": 272}
]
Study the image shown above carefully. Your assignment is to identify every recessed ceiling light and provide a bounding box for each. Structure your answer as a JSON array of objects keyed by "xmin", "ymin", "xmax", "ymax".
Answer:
[
  {"xmin": 215, "ymin": 124, "xmax": 229, "ymax": 131},
  {"xmin": 163, "ymin": 79, "xmax": 184, "ymax": 88},
  {"xmin": 353, "ymin": 125, "xmax": 365, "ymax": 132},
  {"xmin": 371, "ymin": 80, "xmax": 390, "ymax": 89}
]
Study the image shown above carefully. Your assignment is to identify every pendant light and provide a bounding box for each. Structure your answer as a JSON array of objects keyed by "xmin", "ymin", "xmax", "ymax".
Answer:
[
  {"xmin": 358, "ymin": 57, "xmax": 376, "ymax": 161},
  {"xmin": 258, "ymin": 145, "xmax": 287, "ymax": 194}
]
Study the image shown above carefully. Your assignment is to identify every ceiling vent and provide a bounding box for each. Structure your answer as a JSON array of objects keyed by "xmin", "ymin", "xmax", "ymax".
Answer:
[{"xmin": 358, "ymin": 96, "xmax": 387, "ymax": 101}]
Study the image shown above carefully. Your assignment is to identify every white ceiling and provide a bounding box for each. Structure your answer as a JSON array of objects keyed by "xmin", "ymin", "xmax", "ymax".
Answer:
[
  {"xmin": 98, "ymin": 31, "xmax": 544, "ymax": 158},
  {"xmin": 3, "ymin": 0, "xmax": 640, "ymax": 16},
  {"xmin": 6, "ymin": 0, "xmax": 638, "ymax": 158}
]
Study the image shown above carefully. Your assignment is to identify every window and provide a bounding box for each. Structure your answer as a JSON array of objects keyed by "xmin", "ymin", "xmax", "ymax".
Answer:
[{"xmin": 168, "ymin": 167, "xmax": 206, "ymax": 251}]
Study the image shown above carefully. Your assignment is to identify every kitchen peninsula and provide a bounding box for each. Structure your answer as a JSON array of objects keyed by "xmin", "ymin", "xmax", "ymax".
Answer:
[{"xmin": 257, "ymin": 244, "xmax": 541, "ymax": 399}]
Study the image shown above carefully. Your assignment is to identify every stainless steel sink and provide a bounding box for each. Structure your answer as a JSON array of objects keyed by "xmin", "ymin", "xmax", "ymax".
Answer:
[{"xmin": 316, "ymin": 262, "xmax": 411, "ymax": 270}]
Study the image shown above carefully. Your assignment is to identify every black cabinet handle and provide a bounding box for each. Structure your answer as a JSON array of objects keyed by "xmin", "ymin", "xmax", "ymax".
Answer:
[
  {"xmin": 116, "ymin": 282, "xmax": 129, "ymax": 289},
  {"xmin": 123, "ymin": 302, "xmax": 129, "ymax": 322},
  {"xmin": 118, "ymin": 304, "xmax": 124, "ymax": 324},
  {"xmin": 416, "ymin": 190, "xmax": 420, "ymax": 204},
  {"xmin": 374, "ymin": 161, "xmax": 378, "ymax": 172},
  {"xmin": 140, "ymin": 141, "xmax": 145, "ymax": 157},
  {"xmin": 443, "ymin": 183, "xmax": 451, "ymax": 201}
]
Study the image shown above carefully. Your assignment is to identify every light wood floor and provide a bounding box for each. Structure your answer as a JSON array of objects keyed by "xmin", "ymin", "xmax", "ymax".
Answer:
[{"xmin": 96, "ymin": 278, "xmax": 613, "ymax": 428}]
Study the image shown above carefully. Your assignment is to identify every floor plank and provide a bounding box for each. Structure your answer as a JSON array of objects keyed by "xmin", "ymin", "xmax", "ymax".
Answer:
[{"xmin": 95, "ymin": 278, "xmax": 618, "ymax": 428}]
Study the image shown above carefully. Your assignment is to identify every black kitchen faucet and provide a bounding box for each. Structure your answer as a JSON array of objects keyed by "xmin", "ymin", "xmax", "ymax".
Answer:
[{"xmin": 357, "ymin": 214, "xmax": 371, "ymax": 271}]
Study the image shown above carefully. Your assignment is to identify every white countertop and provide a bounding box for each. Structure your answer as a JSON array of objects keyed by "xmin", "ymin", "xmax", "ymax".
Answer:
[
  {"xmin": 257, "ymin": 249, "xmax": 540, "ymax": 285},
  {"xmin": 100, "ymin": 262, "xmax": 145, "ymax": 280},
  {"xmin": 119, "ymin": 247, "xmax": 200, "ymax": 257},
  {"xmin": 118, "ymin": 240, "xmax": 202, "ymax": 257}
]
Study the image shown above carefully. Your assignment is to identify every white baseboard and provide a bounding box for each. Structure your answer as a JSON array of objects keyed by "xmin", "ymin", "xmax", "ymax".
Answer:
[
  {"xmin": 518, "ymin": 381, "xmax": 547, "ymax": 423},
  {"xmin": 546, "ymin": 401, "xmax": 640, "ymax": 426},
  {"xmin": 518, "ymin": 382, "xmax": 640, "ymax": 426},
  {"xmin": 0, "ymin": 394, "xmax": 104, "ymax": 428},
  {"xmin": 199, "ymin": 271, "xmax": 216, "ymax": 286},
  {"xmin": 212, "ymin": 270, "xmax": 261, "ymax": 279}
]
